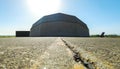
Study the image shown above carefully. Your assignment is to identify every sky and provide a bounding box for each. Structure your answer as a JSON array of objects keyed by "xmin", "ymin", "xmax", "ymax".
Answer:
[{"xmin": 0, "ymin": 0, "xmax": 120, "ymax": 35}]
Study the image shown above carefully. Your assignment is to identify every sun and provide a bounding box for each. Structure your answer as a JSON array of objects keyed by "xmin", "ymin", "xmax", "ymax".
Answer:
[{"xmin": 26, "ymin": 0, "xmax": 62, "ymax": 17}]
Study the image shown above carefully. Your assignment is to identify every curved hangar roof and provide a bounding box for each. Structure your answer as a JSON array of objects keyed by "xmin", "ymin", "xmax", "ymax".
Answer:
[
  {"xmin": 30, "ymin": 13, "xmax": 89, "ymax": 37},
  {"xmin": 32, "ymin": 13, "xmax": 87, "ymax": 27}
]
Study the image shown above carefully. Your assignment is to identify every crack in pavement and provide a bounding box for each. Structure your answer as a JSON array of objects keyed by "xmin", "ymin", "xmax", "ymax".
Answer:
[
  {"xmin": 61, "ymin": 38, "xmax": 95, "ymax": 69},
  {"xmin": 61, "ymin": 38, "xmax": 114, "ymax": 69}
]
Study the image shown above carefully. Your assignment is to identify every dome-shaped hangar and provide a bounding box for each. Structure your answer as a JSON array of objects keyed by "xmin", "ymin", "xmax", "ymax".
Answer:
[{"xmin": 30, "ymin": 13, "xmax": 89, "ymax": 37}]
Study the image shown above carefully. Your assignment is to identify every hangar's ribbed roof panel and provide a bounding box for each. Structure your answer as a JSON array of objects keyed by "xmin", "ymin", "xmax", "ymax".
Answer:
[{"xmin": 32, "ymin": 13, "xmax": 86, "ymax": 27}]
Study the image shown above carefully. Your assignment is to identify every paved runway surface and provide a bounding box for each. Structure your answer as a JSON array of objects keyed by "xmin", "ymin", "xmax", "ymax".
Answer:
[{"xmin": 0, "ymin": 37, "xmax": 120, "ymax": 69}]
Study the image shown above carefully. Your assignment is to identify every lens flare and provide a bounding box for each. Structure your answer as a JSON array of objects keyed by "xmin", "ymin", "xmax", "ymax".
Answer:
[{"xmin": 26, "ymin": 0, "xmax": 62, "ymax": 17}]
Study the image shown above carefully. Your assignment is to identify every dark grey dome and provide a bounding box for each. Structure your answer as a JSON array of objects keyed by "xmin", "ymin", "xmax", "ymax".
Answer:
[
  {"xmin": 32, "ymin": 13, "xmax": 86, "ymax": 27},
  {"xmin": 30, "ymin": 13, "xmax": 89, "ymax": 37}
]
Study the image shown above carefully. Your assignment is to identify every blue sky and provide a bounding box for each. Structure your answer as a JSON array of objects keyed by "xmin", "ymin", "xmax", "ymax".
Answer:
[{"xmin": 0, "ymin": 0, "xmax": 120, "ymax": 35}]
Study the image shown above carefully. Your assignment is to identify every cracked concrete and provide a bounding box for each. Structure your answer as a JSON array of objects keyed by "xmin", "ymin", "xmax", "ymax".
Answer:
[{"xmin": 0, "ymin": 37, "xmax": 119, "ymax": 69}]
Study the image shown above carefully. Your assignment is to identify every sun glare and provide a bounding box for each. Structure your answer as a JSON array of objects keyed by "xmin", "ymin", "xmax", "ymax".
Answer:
[{"xmin": 26, "ymin": 0, "xmax": 62, "ymax": 17}]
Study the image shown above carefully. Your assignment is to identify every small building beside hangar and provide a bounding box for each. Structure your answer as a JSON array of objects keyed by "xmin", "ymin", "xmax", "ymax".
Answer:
[{"xmin": 16, "ymin": 31, "xmax": 30, "ymax": 37}]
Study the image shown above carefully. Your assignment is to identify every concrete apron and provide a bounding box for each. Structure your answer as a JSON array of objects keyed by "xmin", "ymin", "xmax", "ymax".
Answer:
[{"xmin": 31, "ymin": 37, "xmax": 86, "ymax": 69}]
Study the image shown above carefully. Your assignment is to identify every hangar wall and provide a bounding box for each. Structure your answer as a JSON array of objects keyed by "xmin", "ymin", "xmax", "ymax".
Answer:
[{"xmin": 30, "ymin": 21, "xmax": 89, "ymax": 37}]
